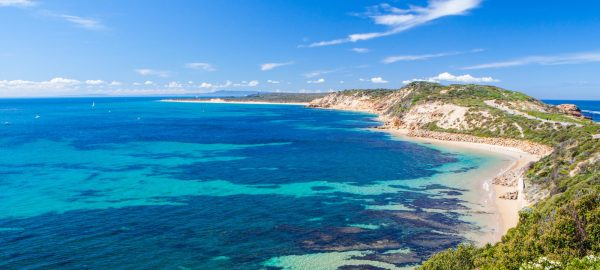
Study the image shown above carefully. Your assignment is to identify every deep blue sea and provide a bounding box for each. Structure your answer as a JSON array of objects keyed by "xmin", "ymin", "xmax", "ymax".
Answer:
[
  {"xmin": 544, "ymin": 100, "xmax": 600, "ymax": 122},
  {"xmin": 0, "ymin": 98, "xmax": 508, "ymax": 270}
]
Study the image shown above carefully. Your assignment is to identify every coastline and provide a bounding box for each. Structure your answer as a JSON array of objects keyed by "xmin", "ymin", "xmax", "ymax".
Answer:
[
  {"xmin": 160, "ymin": 98, "xmax": 309, "ymax": 106},
  {"xmin": 378, "ymin": 128, "xmax": 539, "ymax": 241},
  {"xmin": 163, "ymin": 99, "xmax": 544, "ymax": 243},
  {"xmin": 311, "ymin": 106, "xmax": 548, "ymax": 244}
]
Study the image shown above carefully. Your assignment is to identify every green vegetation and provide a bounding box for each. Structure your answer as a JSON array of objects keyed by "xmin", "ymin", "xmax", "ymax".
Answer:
[{"xmin": 325, "ymin": 82, "xmax": 600, "ymax": 269}]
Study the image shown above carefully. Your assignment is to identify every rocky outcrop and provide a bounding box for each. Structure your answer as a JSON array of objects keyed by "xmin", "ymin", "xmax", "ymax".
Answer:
[
  {"xmin": 556, "ymin": 104, "xmax": 585, "ymax": 118},
  {"xmin": 499, "ymin": 191, "xmax": 519, "ymax": 200},
  {"xmin": 493, "ymin": 171, "xmax": 518, "ymax": 187}
]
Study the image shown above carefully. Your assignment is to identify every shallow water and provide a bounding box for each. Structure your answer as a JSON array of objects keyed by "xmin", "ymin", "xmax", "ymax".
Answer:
[{"xmin": 0, "ymin": 98, "xmax": 502, "ymax": 269}]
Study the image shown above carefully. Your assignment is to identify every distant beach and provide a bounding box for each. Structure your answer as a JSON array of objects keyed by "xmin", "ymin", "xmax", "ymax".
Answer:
[{"xmin": 161, "ymin": 98, "xmax": 309, "ymax": 106}]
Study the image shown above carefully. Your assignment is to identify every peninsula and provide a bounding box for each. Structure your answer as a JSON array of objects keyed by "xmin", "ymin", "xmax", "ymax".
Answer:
[{"xmin": 175, "ymin": 82, "xmax": 600, "ymax": 269}]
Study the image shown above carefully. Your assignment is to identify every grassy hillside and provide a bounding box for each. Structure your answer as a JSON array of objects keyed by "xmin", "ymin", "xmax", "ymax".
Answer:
[{"xmin": 312, "ymin": 82, "xmax": 600, "ymax": 269}]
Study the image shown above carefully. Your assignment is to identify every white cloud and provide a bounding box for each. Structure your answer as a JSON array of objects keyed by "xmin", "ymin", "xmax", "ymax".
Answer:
[
  {"xmin": 370, "ymin": 77, "xmax": 388, "ymax": 84},
  {"xmin": 0, "ymin": 77, "xmax": 82, "ymax": 97},
  {"xmin": 135, "ymin": 69, "xmax": 170, "ymax": 78},
  {"xmin": 0, "ymin": 0, "xmax": 34, "ymax": 7},
  {"xmin": 85, "ymin": 79, "xmax": 104, "ymax": 85},
  {"xmin": 110, "ymin": 81, "xmax": 122, "ymax": 86},
  {"xmin": 200, "ymin": 81, "xmax": 233, "ymax": 90},
  {"xmin": 304, "ymin": 0, "xmax": 480, "ymax": 47},
  {"xmin": 199, "ymin": 82, "xmax": 214, "ymax": 89},
  {"xmin": 402, "ymin": 72, "xmax": 499, "ymax": 84},
  {"xmin": 0, "ymin": 77, "xmax": 80, "ymax": 88},
  {"xmin": 185, "ymin": 62, "xmax": 216, "ymax": 71},
  {"xmin": 166, "ymin": 81, "xmax": 183, "ymax": 88},
  {"xmin": 144, "ymin": 80, "xmax": 154, "ymax": 85},
  {"xmin": 58, "ymin": 14, "xmax": 105, "ymax": 30},
  {"xmin": 260, "ymin": 61, "xmax": 293, "ymax": 71},
  {"xmin": 351, "ymin": 48, "xmax": 370, "ymax": 53},
  {"xmin": 463, "ymin": 51, "xmax": 600, "ymax": 69},
  {"xmin": 267, "ymin": 80, "xmax": 281, "ymax": 84},
  {"xmin": 307, "ymin": 78, "xmax": 325, "ymax": 84}
]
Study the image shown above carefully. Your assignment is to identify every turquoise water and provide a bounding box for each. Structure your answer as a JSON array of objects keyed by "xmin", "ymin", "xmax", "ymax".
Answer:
[{"xmin": 0, "ymin": 98, "xmax": 500, "ymax": 269}]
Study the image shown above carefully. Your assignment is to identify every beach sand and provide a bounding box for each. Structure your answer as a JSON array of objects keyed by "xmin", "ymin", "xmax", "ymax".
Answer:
[{"xmin": 381, "ymin": 128, "xmax": 540, "ymax": 243}]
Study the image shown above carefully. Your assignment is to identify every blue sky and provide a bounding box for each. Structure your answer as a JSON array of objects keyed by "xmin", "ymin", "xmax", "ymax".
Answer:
[{"xmin": 1, "ymin": 0, "xmax": 600, "ymax": 99}]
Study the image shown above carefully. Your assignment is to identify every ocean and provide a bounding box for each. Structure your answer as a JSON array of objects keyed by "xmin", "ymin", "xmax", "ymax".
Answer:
[{"xmin": 0, "ymin": 98, "xmax": 509, "ymax": 269}]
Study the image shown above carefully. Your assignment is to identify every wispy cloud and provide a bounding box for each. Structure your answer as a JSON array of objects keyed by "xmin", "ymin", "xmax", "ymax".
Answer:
[
  {"xmin": 402, "ymin": 72, "xmax": 498, "ymax": 84},
  {"xmin": 135, "ymin": 68, "xmax": 170, "ymax": 78},
  {"xmin": 383, "ymin": 51, "xmax": 459, "ymax": 63},
  {"xmin": 304, "ymin": 65, "xmax": 367, "ymax": 78},
  {"xmin": 464, "ymin": 51, "xmax": 600, "ymax": 69},
  {"xmin": 304, "ymin": 69, "xmax": 338, "ymax": 78},
  {"xmin": 307, "ymin": 78, "xmax": 325, "ymax": 84},
  {"xmin": 303, "ymin": 0, "xmax": 481, "ymax": 47},
  {"xmin": 260, "ymin": 61, "xmax": 294, "ymax": 71},
  {"xmin": 200, "ymin": 80, "xmax": 259, "ymax": 89},
  {"xmin": 58, "ymin": 14, "xmax": 106, "ymax": 30},
  {"xmin": 351, "ymin": 48, "xmax": 370, "ymax": 53},
  {"xmin": 383, "ymin": 48, "xmax": 483, "ymax": 63},
  {"xmin": 0, "ymin": 0, "xmax": 35, "ymax": 7},
  {"xmin": 267, "ymin": 80, "xmax": 281, "ymax": 84},
  {"xmin": 185, "ymin": 62, "xmax": 216, "ymax": 71}
]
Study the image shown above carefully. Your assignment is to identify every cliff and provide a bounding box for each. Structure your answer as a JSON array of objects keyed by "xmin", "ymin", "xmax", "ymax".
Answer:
[{"xmin": 308, "ymin": 82, "xmax": 600, "ymax": 269}]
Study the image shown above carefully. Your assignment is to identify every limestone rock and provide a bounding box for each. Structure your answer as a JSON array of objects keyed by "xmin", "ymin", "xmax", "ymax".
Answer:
[
  {"xmin": 499, "ymin": 191, "xmax": 518, "ymax": 200},
  {"xmin": 556, "ymin": 104, "xmax": 585, "ymax": 118}
]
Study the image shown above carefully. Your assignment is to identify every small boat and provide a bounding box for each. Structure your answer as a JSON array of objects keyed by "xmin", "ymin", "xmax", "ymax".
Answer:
[
  {"xmin": 35, "ymin": 114, "xmax": 41, "ymax": 119},
  {"xmin": 3, "ymin": 121, "xmax": 10, "ymax": 126},
  {"xmin": 92, "ymin": 101, "xmax": 95, "ymax": 108}
]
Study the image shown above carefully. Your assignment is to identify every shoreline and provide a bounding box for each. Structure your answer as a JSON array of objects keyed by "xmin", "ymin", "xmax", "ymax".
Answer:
[
  {"xmin": 377, "ymin": 128, "xmax": 539, "ymax": 241},
  {"xmin": 160, "ymin": 98, "xmax": 309, "ymax": 106},
  {"xmin": 313, "ymin": 106, "xmax": 548, "ymax": 243}
]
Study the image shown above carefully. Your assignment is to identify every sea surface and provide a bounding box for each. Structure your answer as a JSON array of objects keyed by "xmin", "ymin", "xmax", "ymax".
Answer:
[
  {"xmin": 544, "ymin": 100, "xmax": 600, "ymax": 122},
  {"xmin": 0, "ymin": 98, "xmax": 505, "ymax": 270}
]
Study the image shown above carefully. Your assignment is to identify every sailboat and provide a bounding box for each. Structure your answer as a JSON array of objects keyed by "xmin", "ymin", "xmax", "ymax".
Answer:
[{"xmin": 92, "ymin": 101, "xmax": 96, "ymax": 108}]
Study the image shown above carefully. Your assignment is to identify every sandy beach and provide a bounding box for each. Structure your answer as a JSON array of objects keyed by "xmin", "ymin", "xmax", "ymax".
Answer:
[
  {"xmin": 160, "ymin": 98, "xmax": 309, "ymax": 106},
  {"xmin": 379, "ymin": 128, "xmax": 541, "ymax": 241}
]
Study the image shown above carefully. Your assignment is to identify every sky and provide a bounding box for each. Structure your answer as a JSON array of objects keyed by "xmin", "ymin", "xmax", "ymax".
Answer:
[{"xmin": 1, "ymin": 0, "xmax": 600, "ymax": 99}]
